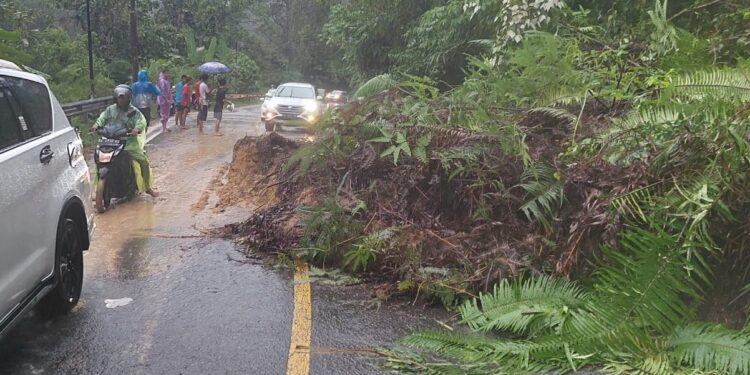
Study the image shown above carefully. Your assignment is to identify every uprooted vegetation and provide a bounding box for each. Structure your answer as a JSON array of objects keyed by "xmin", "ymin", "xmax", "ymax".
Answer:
[{"xmin": 221, "ymin": 16, "xmax": 750, "ymax": 375}]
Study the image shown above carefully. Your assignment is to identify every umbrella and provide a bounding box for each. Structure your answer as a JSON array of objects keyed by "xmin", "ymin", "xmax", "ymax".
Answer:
[{"xmin": 198, "ymin": 61, "xmax": 231, "ymax": 74}]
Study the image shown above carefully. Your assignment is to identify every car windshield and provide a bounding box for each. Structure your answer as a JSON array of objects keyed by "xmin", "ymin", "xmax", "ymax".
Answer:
[{"xmin": 275, "ymin": 86, "xmax": 314, "ymax": 99}]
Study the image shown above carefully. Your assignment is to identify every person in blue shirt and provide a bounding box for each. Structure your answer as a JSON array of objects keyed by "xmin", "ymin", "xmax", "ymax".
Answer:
[
  {"xmin": 130, "ymin": 69, "xmax": 161, "ymax": 131},
  {"xmin": 174, "ymin": 75, "xmax": 186, "ymax": 128}
]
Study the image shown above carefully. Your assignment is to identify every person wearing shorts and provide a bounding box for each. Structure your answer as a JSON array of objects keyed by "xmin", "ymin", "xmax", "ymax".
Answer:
[
  {"xmin": 212, "ymin": 78, "xmax": 233, "ymax": 136},
  {"xmin": 174, "ymin": 75, "xmax": 185, "ymax": 128},
  {"xmin": 180, "ymin": 76, "xmax": 192, "ymax": 129},
  {"xmin": 196, "ymin": 74, "xmax": 210, "ymax": 134}
]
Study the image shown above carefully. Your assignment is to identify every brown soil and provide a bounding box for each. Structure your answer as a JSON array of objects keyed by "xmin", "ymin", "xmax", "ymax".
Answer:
[
  {"xmin": 212, "ymin": 133, "xmax": 306, "ymax": 254},
  {"xmin": 193, "ymin": 132, "xmax": 301, "ymax": 214}
]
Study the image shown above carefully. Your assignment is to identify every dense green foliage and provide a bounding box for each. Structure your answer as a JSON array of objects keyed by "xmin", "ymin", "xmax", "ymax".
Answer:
[
  {"xmin": 273, "ymin": 1, "xmax": 750, "ymax": 373},
  {"xmin": 0, "ymin": 0, "xmax": 266, "ymax": 102},
  {"xmin": 4, "ymin": 0, "xmax": 750, "ymax": 372}
]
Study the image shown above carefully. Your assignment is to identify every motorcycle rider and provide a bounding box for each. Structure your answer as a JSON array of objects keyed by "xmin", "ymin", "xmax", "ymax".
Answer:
[{"xmin": 91, "ymin": 84, "xmax": 159, "ymax": 197}]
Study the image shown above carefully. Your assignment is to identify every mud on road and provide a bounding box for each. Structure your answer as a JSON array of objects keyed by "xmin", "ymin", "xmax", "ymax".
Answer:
[{"xmin": 0, "ymin": 105, "xmax": 449, "ymax": 375}]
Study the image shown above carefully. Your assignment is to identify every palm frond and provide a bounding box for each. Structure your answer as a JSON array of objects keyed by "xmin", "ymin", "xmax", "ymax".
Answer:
[
  {"xmin": 353, "ymin": 73, "xmax": 397, "ymax": 98},
  {"xmin": 670, "ymin": 323, "xmax": 750, "ymax": 375},
  {"xmin": 458, "ymin": 276, "xmax": 588, "ymax": 335}
]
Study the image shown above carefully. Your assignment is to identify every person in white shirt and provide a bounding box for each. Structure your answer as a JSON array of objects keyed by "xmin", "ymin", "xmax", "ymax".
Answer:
[{"xmin": 196, "ymin": 73, "xmax": 211, "ymax": 134}]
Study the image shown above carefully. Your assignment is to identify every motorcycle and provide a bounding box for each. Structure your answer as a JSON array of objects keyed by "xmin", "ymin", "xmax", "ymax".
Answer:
[{"xmin": 93, "ymin": 125, "xmax": 138, "ymax": 213}]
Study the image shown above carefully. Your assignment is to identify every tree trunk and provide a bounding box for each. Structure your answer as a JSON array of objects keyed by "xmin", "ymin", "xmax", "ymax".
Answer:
[{"xmin": 129, "ymin": 0, "xmax": 139, "ymax": 81}]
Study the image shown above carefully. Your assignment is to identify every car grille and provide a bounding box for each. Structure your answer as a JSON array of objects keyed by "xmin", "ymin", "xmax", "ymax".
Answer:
[{"xmin": 277, "ymin": 105, "xmax": 304, "ymax": 118}]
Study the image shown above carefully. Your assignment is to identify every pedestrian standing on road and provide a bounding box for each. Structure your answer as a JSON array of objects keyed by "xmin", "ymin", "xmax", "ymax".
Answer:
[
  {"xmin": 131, "ymin": 69, "xmax": 161, "ymax": 132},
  {"xmin": 180, "ymin": 76, "xmax": 192, "ymax": 129},
  {"xmin": 174, "ymin": 75, "xmax": 186, "ymax": 128},
  {"xmin": 197, "ymin": 74, "xmax": 211, "ymax": 135},
  {"xmin": 212, "ymin": 78, "xmax": 233, "ymax": 136},
  {"xmin": 157, "ymin": 68, "xmax": 174, "ymax": 133},
  {"xmin": 193, "ymin": 77, "xmax": 202, "ymax": 110}
]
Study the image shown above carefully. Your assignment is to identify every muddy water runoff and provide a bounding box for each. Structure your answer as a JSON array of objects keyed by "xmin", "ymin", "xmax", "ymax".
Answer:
[{"xmin": 0, "ymin": 105, "xmax": 446, "ymax": 375}]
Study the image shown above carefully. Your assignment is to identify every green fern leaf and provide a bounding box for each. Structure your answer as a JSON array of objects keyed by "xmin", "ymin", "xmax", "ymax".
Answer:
[
  {"xmin": 402, "ymin": 330, "xmax": 499, "ymax": 363},
  {"xmin": 592, "ymin": 227, "xmax": 704, "ymax": 333},
  {"xmin": 459, "ymin": 276, "xmax": 588, "ymax": 335},
  {"xmin": 670, "ymin": 323, "xmax": 750, "ymax": 375},
  {"xmin": 538, "ymin": 87, "xmax": 587, "ymax": 107},
  {"xmin": 611, "ymin": 187, "xmax": 655, "ymax": 224},
  {"xmin": 668, "ymin": 69, "xmax": 750, "ymax": 102},
  {"xmin": 528, "ymin": 107, "xmax": 577, "ymax": 126},
  {"xmin": 517, "ymin": 163, "xmax": 564, "ymax": 229},
  {"xmin": 353, "ymin": 74, "xmax": 397, "ymax": 98}
]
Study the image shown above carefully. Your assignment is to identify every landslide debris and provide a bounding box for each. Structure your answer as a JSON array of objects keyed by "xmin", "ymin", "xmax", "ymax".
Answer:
[{"xmin": 217, "ymin": 100, "xmax": 641, "ymax": 303}]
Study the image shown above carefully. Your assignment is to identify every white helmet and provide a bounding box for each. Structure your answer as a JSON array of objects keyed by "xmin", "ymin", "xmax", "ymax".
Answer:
[{"xmin": 114, "ymin": 84, "xmax": 132, "ymax": 99}]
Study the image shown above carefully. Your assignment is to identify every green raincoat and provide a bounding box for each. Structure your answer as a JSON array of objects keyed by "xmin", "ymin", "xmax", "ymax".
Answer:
[{"xmin": 92, "ymin": 103, "xmax": 154, "ymax": 192}]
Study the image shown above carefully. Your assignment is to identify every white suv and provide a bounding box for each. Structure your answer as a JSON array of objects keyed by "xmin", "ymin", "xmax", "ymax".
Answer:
[
  {"xmin": 261, "ymin": 82, "xmax": 322, "ymax": 131},
  {"xmin": 0, "ymin": 60, "xmax": 94, "ymax": 338}
]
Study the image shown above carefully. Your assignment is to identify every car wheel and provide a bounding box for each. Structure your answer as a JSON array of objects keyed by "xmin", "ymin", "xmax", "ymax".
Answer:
[
  {"xmin": 37, "ymin": 217, "xmax": 84, "ymax": 317},
  {"xmin": 95, "ymin": 178, "xmax": 110, "ymax": 213}
]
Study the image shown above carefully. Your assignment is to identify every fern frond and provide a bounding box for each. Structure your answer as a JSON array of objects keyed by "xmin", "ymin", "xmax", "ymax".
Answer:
[
  {"xmin": 538, "ymin": 87, "xmax": 587, "ymax": 107},
  {"xmin": 402, "ymin": 330, "xmax": 499, "ymax": 363},
  {"xmin": 602, "ymin": 107, "xmax": 682, "ymax": 164},
  {"xmin": 611, "ymin": 187, "xmax": 655, "ymax": 224},
  {"xmin": 668, "ymin": 69, "xmax": 750, "ymax": 102},
  {"xmin": 528, "ymin": 107, "xmax": 577, "ymax": 127},
  {"xmin": 402, "ymin": 330, "xmax": 558, "ymax": 372},
  {"xmin": 614, "ymin": 106, "xmax": 682, "ymax": 132},
  {"xmin": 670, "ymin": 323, "xmax": 750, "ymax": 375},
  {"xmin": 353, "ymin": 73, "xmax": 397, "ymax": 98},
  {"xmin": 592, "ymin": 227, "xmax": 704, "ymax": 333},
  {"xmin": 411, "ymin": 124, "xmax": 496, "ymax": 149},
  {"xmin": 518, "ymin": 163, "xmax": 564, "ymax": 229},
  {"xmin": 459, "ymin": 276, "xmax": 588, "ymax": 335},
  {"xmin": 603, "ymin": 348, "xmax": 676, "ymax": 375},
  {"xmin": 521, "ymin": 227, "xmax": 707, "ymax": 367},
  {"xmin": 381, "ymin": 348, "xmax": 487, "ymax": 375}
]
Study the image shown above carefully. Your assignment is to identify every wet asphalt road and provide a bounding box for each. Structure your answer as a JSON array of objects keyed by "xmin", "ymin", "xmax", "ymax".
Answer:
[{"xmin": 0, "ymin": 105, "xmax": 447, "ymax": 374}]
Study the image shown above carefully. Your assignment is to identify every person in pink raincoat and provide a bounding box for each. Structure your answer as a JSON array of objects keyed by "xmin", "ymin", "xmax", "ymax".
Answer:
[{"xmin": 157, "ymin": 68, "xmax": 174, "ymax": 133}]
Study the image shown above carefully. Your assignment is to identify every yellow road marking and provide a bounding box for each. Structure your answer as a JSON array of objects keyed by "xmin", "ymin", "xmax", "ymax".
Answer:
[{"xmin": 287, "ymin": 260, "xmax": 312, "ymax": 375}]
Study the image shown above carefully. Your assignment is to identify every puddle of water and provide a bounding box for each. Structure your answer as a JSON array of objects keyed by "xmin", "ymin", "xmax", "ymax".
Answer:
[
  {"xmin": 86, "ymin": 109, "xmax": 260, "ymax": 278},
  {"xmin": 114, "ymin": 237, "xmax": 152, "ymax": 280}
]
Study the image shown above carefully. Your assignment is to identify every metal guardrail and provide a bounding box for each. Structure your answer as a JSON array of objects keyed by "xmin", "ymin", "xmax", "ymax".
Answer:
[
  {"xmin": 61, "ymin": 93, "xmax": 264, "ymax": 119},
  {"xmin": 62, "ymin": 96, "xmax": 114, "ymax": 118}
]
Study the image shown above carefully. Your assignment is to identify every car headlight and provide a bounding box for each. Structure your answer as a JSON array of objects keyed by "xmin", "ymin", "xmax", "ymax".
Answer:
[{"xmin": 304, "ymin": 102, "xmax": 318, "ymax": 112}]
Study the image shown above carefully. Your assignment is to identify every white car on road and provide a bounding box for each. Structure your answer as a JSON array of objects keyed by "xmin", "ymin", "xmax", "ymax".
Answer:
[
  {"xmin": 0, "ymin": 60, "xmax": 95, "ymax": 338},
  {"xmin": 261, "ymin": 82, "xmax": 322, "ymax": 131}
]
